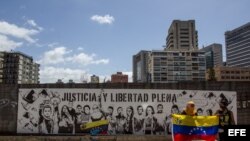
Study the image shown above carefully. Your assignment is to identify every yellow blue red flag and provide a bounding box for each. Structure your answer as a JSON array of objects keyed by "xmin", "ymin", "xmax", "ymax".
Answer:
[
  {"xmin": 172, "ymin": 114, "xmax": 219, "ymax": 141},
  {"xmin": 80, "ymin": 120, "xmax": 108, "ymax": 135}
]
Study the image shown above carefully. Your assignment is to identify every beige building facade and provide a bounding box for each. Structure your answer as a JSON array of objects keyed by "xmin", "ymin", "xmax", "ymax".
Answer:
[{"xmin": 206, "ymin": 66, "xmax": 250, "ymax": 81}]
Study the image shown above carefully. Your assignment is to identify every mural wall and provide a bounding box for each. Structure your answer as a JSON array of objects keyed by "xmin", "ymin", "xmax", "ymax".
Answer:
[{"xmin": 17, "ymin": 88, "xmax": 236, "ymax": 135}]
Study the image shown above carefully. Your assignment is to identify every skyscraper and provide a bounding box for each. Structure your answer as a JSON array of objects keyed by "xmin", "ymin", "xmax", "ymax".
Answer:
[
  {"xmin": 133, "ymin": 20, "xmax": 206, "ymax": 83},
  {"xmin": 0, "ymin": 51, "xmax": 40, "ymax": 84},
  {"xmin": 166, "ymin": 20, "xmax": 198, "ymax": 51},
  {"xmin": 200, "ymin": 43, "xmax": 223, "ymax": 68},
  {"xmin": 133, "ymin": 50, "xmax": 150, "ymax": 83},
  {"xmin": 225, "ymin": 22, "xmax": 250, "ymax": 67}
]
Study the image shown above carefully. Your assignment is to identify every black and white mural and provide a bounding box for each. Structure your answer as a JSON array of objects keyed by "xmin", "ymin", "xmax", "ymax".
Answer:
[{"xmin": 17, "ymin": 88, "xmax": 236, "ymax": 135}]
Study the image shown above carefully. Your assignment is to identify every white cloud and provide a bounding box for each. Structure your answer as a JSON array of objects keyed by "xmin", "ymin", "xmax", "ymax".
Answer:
[
  {"xmin": 27, "ymin": 19, "xmax": 43, "ymax": 31},
  {"xmin": 0, "ymin": 34, "xmax": 23, "ymax": 51},
  {"xmin": 39, "ymin": 66, "xmax": 89, "ymax": 83},
  {"xmin": 38, "ymin": 46, "xmax": 71, "ymax": 64},
  {"xmin": 77, "ymin": 47, "xmax": 84, "ymax": 51},
  {"xmin": 0, "ymin": 21, "xmax": 40, "ymax": 43},
  {"xmin": 27, "ymin": 20, "xmax": 37, "ymax": 27},
  {"xmin": 48, "ymin": 42, "xmax": 59, "ymax": 48},
  {"xmin": 38, "ymin": 46, "xmax": 109, "ymax": 66},
  {"xmin": 90, "ymin": 14, "xmax": 115, "ymax": 24},
  {"xmin": 66, "ymin": 53, "xmax": 109, "ymax": 65},
  {"xmin": 123, "ymin": 71, "xmax": 133, "ymax": 82}
]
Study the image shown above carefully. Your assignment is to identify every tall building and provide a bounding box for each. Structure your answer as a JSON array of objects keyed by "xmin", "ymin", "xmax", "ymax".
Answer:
[
  {"xmin": 133, "ymin": 50, "xmax": 150, "ymax": 83},
  {"xmin": 200, "ymin": 43, "xmax": 223, "ymax": 68},
  {"xmin": 148, "ymin": 50, "xmax": 206, "ymax": 83},
  {"xmin": 166, "ymin": 20, "xmax": 198, "ymax": 51},
  {"xmin": 133, "ymin": 20, "xmax": 206, "ymax": 83},
  {"xmin": 206, "ymin": 66, "xmax": 250, "ymax": 81},
  {"xmin": 111, "ymin": 72, "xmax": 128, "ymax": 83},
  {"xmin": 225, "ymin": 22, "xmax": 250, "ymax": 67},
  {"xmin": 90, "ymin": 75, "xmax": 99, "ymax": 83},
  {"xmin": 0, "ymin": 51, "xmax": 40, "ymax": 84}
]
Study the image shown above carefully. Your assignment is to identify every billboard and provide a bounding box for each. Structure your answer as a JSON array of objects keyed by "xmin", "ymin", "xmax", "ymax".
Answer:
[{"xmin": 17, "ymin": 88, "xmax": 236, "ymax": 135}]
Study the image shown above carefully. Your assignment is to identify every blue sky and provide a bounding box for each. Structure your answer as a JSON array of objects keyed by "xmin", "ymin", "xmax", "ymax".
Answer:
[{"xmin": 0, "ymin": 0, "xmax": 250, "ymax": 83}]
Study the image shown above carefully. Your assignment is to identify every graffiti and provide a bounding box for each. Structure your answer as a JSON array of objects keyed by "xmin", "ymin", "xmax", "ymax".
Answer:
[{"xmin": 17, "ymin": 88, "xmax": 236, "ymax": 135}]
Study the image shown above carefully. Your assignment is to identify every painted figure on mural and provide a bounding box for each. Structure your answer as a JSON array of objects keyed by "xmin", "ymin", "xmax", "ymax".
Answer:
[
  {"xmin": 124, "ymin": 106, "xmax": 134, "ymax": 134},
  {"xmin": 75, "ymin": 104, "xmax": 83, "ymax": 133},
  {"xmin": 90, "ymin": 104, "xmax": 105, "ymax": 122},
  {"xmin": 197, "ymin": 108, "xmax": 204, "ymax": 116},
  {"xmin": 106, "ymin": 106, "xmax": 116, "ymax": 135},
  {"xmin": 115, "ymin": 106, "xmax": 126, "ymax": 134},
  {"xmin": 165, "ymin": 104, "xmax": 180, "ymax": 134},
  {"xmin": 215, "ymin": 98, "xmax": 235, "ymax": 141},
  {"xmin": 38, "ymin": 104, "xmax": 54, "ymax": 134},
  {"xmin": 58, "ymin": 105, "xmax": 74, "ymax": 133},
  {"xmin": 68, "ymin": 101, "xmax": 76, "ymax": 123},
  {"xmin": 82, "ymin": 105, "xmax": 91, "ymax": 123},
  {"xmin": 50, "ymin": 95, "xmax": 61, "ymax": 133},
  {"xmin": 206, "ymin": 109, "xmax": 213, "ymax": 116},
  {"xmin": 133, "ymin": 105, "xmax": 144, "ymax": 135},
  {"xmin": 143, "ymin": 105, "xmax": 157, "ymax": 135},
  {"xmin": 154, "ymin": 104, "xmax": 165, "ymax": 135}
]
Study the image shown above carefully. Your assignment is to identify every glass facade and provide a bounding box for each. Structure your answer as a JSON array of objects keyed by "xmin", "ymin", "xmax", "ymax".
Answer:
[{"xmin": 226, "ymin": 22, "xmax": 250, "ymax": 67}]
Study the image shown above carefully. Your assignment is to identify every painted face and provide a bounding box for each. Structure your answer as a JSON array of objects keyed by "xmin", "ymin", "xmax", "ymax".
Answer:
[
  {"xmin": 157, "ymin": 105, "xmax": 163, "ymax": 113},
  {"xmin": 84, "ymin": 107, "xmax": 90, "ymax": 114},
  {"xmin": 76, "ymin": 106, "xmax": 82, "ymax": 113},
  {"xmin": 92, "ymin": 105, "xmax": 99, "ymax": 112},
  {"xmin": 108, "ymin": 108, "xmax": 113, "ymax": 115},
  {"xmin": 172, "ymin": 107, "xmax": 179, "ymax": 114},
  {"xmin": 63, "ymin": 106, "xmax": 67, "ymax": 113},
  {"xmin": 117, "ymin": 108, "xmax": 123, "ymax": 114},
  {"xmin": 197, "ymin": 110, "xmax": 203, "ymax": 116},
  {"xmin": 147, "ymin": 107, "xmax": 153, "ymax": 116},
  {"xmin": 126, "ymin": 108, "xmax": 132, "ymax": 116},
  {"xmin": 44, "ymin": 107, "xmax": 52, "ymax": 117},
  {"xmin": 138, "ymin": 107, "xmax": 143, "ymax": 115}
]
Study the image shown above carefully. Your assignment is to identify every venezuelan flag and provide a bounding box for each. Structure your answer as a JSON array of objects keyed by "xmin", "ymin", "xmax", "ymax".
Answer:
[
  {"xmin": 81, "ymin": 120, "xmax": 109, "ymax": 135},
  {"xmin": 172, "ymin": 114, "xmax": 219, "ymax": 141}
]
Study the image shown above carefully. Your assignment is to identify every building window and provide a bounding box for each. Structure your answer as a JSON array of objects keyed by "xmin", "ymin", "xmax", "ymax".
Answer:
[
  {"xmin": 248, "ymin": 100, "xmax": 250, "ymax": 108},
  {"xmin": 237, "ymin": 101, "xmax": 241, "ymax": 108},
  {"xmin": 221, "ymin": 76, "xmax": 225, "ymax": 79},
  {"xmin": 242, "ymin": 101, "xmax": 247, "ymax": 108}
]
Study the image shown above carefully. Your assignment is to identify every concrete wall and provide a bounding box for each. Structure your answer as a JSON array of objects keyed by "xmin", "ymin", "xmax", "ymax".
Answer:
[
  {"xmin": 0, "ymin": 82, "xmax": 250, "ymax": 134},
  {"xmin": 0, "ymin": 84, "xmax": 18, "ymax": 133}
]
